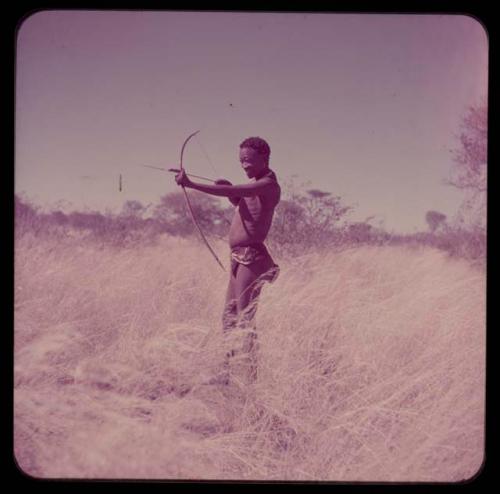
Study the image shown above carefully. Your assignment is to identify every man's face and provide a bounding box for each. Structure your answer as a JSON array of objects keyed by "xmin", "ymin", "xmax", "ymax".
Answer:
[{"xmin": 239, "ymin": 147, "xmax": 267, "ymax": 179}]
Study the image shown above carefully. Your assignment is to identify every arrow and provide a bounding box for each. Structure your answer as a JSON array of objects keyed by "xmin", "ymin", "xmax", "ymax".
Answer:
[{"xmin": 139, "ymin": 165, "xmax": 216, "ymax": 183}]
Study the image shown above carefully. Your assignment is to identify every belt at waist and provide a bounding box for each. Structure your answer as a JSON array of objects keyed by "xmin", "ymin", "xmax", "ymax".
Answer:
[{"xmin": 230, "ymin": 243, "xmax": 270, "ymax": 265}]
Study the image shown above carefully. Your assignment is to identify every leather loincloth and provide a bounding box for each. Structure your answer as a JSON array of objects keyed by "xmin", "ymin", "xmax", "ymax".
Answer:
[{"xmin": 230, "ymin": 244, "xmax": 280, "ymax": 283}]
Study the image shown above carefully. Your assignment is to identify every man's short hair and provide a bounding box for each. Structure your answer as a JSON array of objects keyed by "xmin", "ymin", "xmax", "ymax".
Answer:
[{"xmin": 240, "ymin": 137, "xmax": 271, "ymax": 163}]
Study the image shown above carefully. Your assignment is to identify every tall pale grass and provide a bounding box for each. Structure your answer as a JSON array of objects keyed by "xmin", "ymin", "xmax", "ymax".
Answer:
[{"xmin": 14, "ymin": 232, "xmax": 485, "ymax": 481}]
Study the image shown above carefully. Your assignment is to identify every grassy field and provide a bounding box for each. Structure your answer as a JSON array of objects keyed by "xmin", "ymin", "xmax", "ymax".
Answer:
[{"xmin": 14, "ymin": 232, "xmax": 485, "ymax": 481}]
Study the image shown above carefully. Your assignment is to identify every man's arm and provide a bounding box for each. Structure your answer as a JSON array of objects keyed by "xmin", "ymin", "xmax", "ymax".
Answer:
[
  {"xmin": 182, "ymin": 176, "xmax": 276, "ymax": 198},
  {"xmin": 215, "ymin": 179, "xmax": 240, "ymax": 206}
]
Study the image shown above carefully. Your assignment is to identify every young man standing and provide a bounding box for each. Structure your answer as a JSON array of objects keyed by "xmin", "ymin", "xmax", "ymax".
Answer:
[{"xmin": 175, "ymin": 137, "xmax": 280, "ymax": 384}]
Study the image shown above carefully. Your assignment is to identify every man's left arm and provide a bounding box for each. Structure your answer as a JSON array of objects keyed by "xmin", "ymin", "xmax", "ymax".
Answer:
[{"xmin": 176, "ymin": 170, "xmax": 276, "ymax": 198}]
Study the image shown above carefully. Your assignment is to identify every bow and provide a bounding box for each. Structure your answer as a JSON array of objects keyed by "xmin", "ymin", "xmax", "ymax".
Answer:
[{"xmin": 179, "ymin": 130, "xmax": 226, "ymax": 272}]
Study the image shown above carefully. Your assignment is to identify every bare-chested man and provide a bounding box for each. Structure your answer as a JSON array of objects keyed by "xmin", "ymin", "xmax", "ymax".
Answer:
[{"xmin": 175, "ymin": 137, "xmax": 280, "ymax": 384}]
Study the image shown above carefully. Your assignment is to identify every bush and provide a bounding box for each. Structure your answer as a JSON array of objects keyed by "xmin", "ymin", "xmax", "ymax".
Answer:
[{"xmin": 14, "ymin": 191, "xmax": 486, "ymax": 266}]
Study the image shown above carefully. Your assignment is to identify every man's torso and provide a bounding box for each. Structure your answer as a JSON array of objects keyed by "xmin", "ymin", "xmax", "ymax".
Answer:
[{"xmin": 228, "ymin": 169, "xmax": 280, "ymax": 248}]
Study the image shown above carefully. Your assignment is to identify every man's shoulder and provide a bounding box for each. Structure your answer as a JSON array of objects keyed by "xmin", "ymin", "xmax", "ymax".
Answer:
[
  {"xmin": 259, "ymin": 169, "xmax": 280, "ymax": 185},
  {"xmin": 266, "ymin": 168, "xmax": 278, "ymax": 180},
  {"xmin": 258, "ymin": 169, "xmax": 280, "ymax": 205}
]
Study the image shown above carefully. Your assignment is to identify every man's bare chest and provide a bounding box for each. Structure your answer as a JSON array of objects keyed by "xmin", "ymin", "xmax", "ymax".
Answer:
[{"xmin": 238, "ymin": 196, "xmax": 268, "ymax": 220}]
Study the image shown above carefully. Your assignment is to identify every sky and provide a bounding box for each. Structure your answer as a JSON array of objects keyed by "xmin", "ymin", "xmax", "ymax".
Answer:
[{"xmin": 15, "ymin": 11, "xmax": 488, "ymax": 233}]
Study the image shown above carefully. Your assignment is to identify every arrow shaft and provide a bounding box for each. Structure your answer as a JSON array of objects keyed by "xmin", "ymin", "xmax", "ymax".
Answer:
[
  {"xmin": 168, "ymin": 168, "xmax": 216, "ymax": 183},
  {"xmin": 140, "ymin": 165, "xmax": 215, "ymax": 183}
]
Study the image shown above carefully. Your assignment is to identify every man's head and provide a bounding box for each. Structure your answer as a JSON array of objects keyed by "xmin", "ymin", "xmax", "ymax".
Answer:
[{"xmin": 239, "ymin": 137, "xmax": 271, "ymax": 178}]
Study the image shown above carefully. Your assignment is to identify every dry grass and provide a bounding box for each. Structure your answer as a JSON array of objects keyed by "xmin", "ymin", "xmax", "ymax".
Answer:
[{"xmin": 14, "ymin": 232, "xmax": 485, "ymax": 481}]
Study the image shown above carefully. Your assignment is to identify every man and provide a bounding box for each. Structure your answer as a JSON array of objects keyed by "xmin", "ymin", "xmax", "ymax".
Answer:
[{"xmin": 175, "ymin": 137, "xmax": 280, "ymax": 384}]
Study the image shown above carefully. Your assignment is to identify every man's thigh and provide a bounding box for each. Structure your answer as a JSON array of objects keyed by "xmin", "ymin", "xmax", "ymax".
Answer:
[{"xmin": 233, "ymin": 258, "xmax": 272, "ymax": 312}]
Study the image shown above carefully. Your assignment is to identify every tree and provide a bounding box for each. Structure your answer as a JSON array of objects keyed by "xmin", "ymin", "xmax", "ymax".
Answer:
[
  {"xmin": 120, "ymin": 200, "xmax": 147, "ymax": 218},
  {"xmin": 269, "ymin": 183, "xmax": 353, "ymax": 256},
  {"xmin": 347, "ymin": 222, "xmax": 373, "ymax": 243},
  {"xmin": 14, "ymin": 194, "xmax": 40, "ymax": 235},
  {"xmin": 446, "ymin": 100, "xmax": 487, "ymax": 229},
  {"xmin": 153, "ymin": 191, "xmax": 229, "ymax": 236},
  {"xmin": 425, "ymin": 210, "xmax": 447, "ymax": 233}
]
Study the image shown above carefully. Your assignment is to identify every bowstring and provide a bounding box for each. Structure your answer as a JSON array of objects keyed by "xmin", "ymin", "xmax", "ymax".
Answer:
[
  {"xmin": 183, "ymin": 132, "xmax": 229, "ymax": 267},
  {"xmin": 193, "ymin": 134, "xmax": 233, "ymax": 236},
  {"xmin": 194, "ymin": 133, "xmax": 219, "ymax": 178}
]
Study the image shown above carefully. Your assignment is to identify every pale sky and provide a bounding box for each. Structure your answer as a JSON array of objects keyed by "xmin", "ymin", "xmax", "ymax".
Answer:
[{"xmin": 15, "ymin": 11, "xmax": 488, "ymax": 233}]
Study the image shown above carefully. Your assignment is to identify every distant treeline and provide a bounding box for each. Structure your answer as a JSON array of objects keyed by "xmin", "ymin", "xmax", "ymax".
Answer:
[
  {"xmin": 15, "ymin": 186, "xmax": 485, "ymax": 264},
  {"xmin": 14, "ymin": 98, "xmax": 487, "ymax": 265}
]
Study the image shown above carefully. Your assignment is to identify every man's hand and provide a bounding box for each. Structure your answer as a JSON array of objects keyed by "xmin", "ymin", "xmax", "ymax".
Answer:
[
  {"xmin": 214, "ymin": 178, "xmax": 232, "ymax": 186},
  {"xmin": 175, "ymin": 168, "xmax": 192, "ymax": 187}
]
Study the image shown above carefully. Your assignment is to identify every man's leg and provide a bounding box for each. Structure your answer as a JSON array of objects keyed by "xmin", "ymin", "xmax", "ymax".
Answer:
[
  {"xmin": 234, "ymin": 255, "xmax": 274, "ymax": 322},
  {"xmin": 222, "ymin": 271, "xmax": 238, "ymax": 332},
  {"xmin": 229, "ymin": 258, "xmax": 274, "ymax": 383},
  {"xmin": 204, "ymin": 272, "xmax": 238, "ymax": 385}
]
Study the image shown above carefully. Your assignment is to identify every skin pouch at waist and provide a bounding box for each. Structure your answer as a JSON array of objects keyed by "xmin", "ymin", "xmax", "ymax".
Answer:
[
  {"xmin": 230, "ymin": 244, "xmax": 271, "ymax": 265},
  {"xmin": 230, "ymin": 244, "xmax": 280, "ymax": 283}
]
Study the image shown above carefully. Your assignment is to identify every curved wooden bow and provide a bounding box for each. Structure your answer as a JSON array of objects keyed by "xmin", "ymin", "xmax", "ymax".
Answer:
[{"xmin": 179, "ymin": 130, "xmax": 226, "ymax": 272}]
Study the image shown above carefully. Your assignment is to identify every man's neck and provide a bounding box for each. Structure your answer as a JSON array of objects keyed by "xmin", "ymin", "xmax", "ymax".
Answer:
[{"xmin": 254, "ymin": 166, "xmax": 270, "ymax": 180}]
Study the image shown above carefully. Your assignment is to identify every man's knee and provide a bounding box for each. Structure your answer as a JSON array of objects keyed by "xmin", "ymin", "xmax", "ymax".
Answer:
[
  {"xmin": 241, "ymin": 328, "xmax": 258, "ymax": 353},
  {"xmin": 222, "ymin": 299, "xmax": 238, "ymax": 331},
  {"xmin": 237, "ymin": 295, "xmax": 260, "ymax": 327}
]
